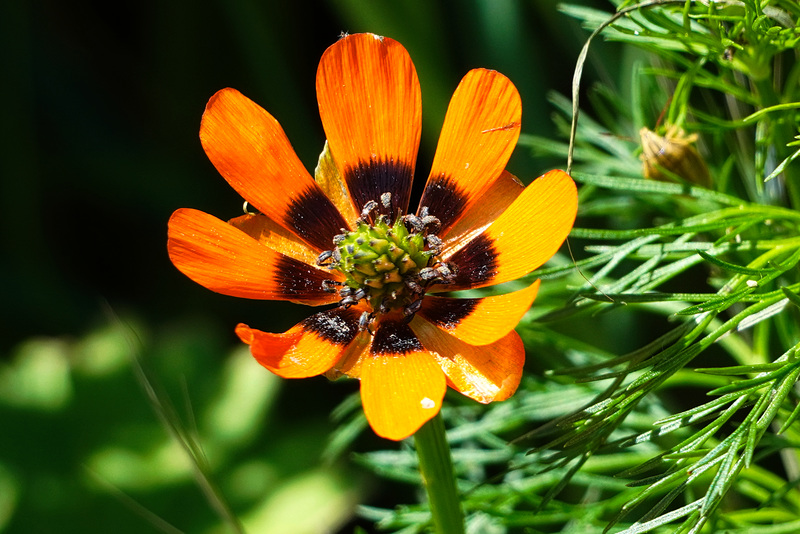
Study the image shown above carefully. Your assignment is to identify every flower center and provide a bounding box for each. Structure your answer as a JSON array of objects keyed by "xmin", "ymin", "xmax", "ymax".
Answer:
[{"xmin": 317, "ymin": 193, "xmax": 455, "ymax": 329}]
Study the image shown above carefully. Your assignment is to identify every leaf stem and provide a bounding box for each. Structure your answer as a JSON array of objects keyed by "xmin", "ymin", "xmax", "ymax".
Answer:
[{"xmin": 414, "ymin": 412, "xmax": 464, "ymax": 534}]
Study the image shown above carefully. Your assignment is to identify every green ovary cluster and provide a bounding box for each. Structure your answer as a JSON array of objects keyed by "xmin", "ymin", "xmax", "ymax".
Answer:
[{"xmin": 334, "ymin": 218, "xmax": 432, "ymax": 311}]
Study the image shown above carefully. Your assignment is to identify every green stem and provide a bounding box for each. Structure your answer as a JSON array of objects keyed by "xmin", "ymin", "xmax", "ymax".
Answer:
[{"xmin": 414, "ymin": 412, "xmax": 464, "ymax": 534}]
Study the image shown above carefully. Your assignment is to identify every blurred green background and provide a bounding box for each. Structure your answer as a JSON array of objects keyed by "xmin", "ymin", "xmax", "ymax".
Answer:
[{"xmin": 1, "ymin": 1, "xmax": 607, "ymax": 532}]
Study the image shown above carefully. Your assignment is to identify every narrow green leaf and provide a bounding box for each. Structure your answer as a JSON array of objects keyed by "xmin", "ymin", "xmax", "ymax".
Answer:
[
  {"xmin": 782, "ymin": 286, "xmax": 800, "ymax": 308},
  {"xmin": 703, "ymin": 440, "xmax": 744, "ymax": 514},
  {"xmin": 571, "ymin": 171, "xmax": 743, "ymax": 205},
  {"xmin": 764, "ymin": 145, "xmax": 800, "ymax": 182},
  {"xmin": 662, "ymin": 450, "xmax": 711, "ymax": 461},
  {"xmin": 571, "ymin": 217, "xmax": 753, "ymax": 239},
  {"xmin": 694, "ymin": 362, "xmax": 789, "ymax": 375},
  {"xmin": 755, "ymin": 365, "xmax": 800, "ymax": 431},
  {"xmin": 778, "ymin": 401, "xmax": 800, "ymax": 434},
  {"xmin": 580, "ymin": 291, "xmax": 718, "ymax": 303},
  {"xmin": 615, "ymin": 499, "xmax": 703, "ymax": 534},
  {"xmin": 535, "ymin": 454, "xmax": 589, "ymax": 512},
  {"xmin": 677, "ymin": 287, "xmax": 755, "ymax": 316},
  {"xmin": 697, "ymin": 249, "xmax": 774, "ymax": 274},
  {"xmin": 708, "ymin": 374, "xmax": 779, "ymax": 396}
]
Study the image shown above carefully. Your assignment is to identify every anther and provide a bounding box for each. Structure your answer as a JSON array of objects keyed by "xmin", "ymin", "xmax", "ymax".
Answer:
[
  {"xmin": 421, "ymin": 215, "xmax": 441, "ymax": 231},
  {"xmin": 418, "ymin": 267, "xmax": 438, "ymax": 281},
  {"xmin": 360, "ymin": 200, "xmax": 378, "ymax": 221},
  {"xmin": 339, "ymin": 287, "xmax": 353, "ymax": 297},
  {"xmin": 403, "ymin": 298, "xmax": 423, "ymax": 319},
  {"xmin": 358, "ymin": 311, "xmax": 375, "ymax": 333},
  {"xmin": 403, "ymin": 214, "xmax": 425, "ymax": 233},
  {"xmin": 426, "ymin": 235, "xmax": 443, "ymax": 255},
  {"xmin": 435, "ymin": 263, "xmax": 453, "ymax": 279},
  {"xmin": 432, "ymin": 261, "xmax": 457, "ymax": 284},
  {"xmin": 353, "ymin": 288, "xmax": 369, "ymax": 301},
  {"xmin": 340, "ymin": 295, "xmax": 359, "ymax": 308},
  {"xmin": 325, "ymin": 196, "xmax": 447, "ymax": 321},
  {"xmin": 405, "ymin": 277, "xmax": 424, "ymax": 295},
  {"xmin": 321, "ymin": 280, "xmax": 342, "ymax": 293}
]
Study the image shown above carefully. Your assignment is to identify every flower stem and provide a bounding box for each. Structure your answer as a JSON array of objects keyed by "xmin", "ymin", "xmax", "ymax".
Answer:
[{"xmin": 413, "ymin": 412, "xmax": 464, "ymax": 534}]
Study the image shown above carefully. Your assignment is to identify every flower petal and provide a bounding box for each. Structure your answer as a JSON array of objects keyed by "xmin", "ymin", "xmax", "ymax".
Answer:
[
  {"xmin": 419, "ymin": 69, "xmax": 521, "ymax": 233},
  {"xmin": 200, "ymin": 88, "xmax": 349, "ymax": 251},
  {"xmin": 360, "ymin": 318, "xmax": 446, "ymax": 440},
  {"xmin": 236, "ymin": 306, "xmax": 364, "ymax": 378},
  {"xmin": 439, "ymin": 170, "xmax": 524, "ymax": 252},
  {"xmin": 418, "ymin": 280, "xmax": 540, "ymax": 346},
  {"xmin": 314, "ymin": 141, "xmax": 360, "ymax": 225},
  {"xmin": 411, "ymin": 318, "xmax": 524, "ymax": 404},
  {"xmin": 168, "ymin": 208, "xmax": 339, "ymax": 305},
  {"xmin": 444, "ymin": 170, "xmax": 577, "ymax": 290},
  {"xmin": 228, "ymin": 213, "xmax": 324, "ymax": 268},
  {"xmin": 317, "ymin": 33, "xmax": 421, "ymax": 217}
]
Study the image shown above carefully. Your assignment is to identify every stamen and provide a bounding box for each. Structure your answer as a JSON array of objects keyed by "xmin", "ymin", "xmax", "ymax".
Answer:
[
  {"xmin": 317, "ymin": 250, "xmax": 335, "ymax": 266},
  {"xmin": 421, "ymin": 215, "xmax": 441, "ymax": 231},
  {"xmin": 359, "ymin": 200, "xmax": 378, "ymax": 221},
  {"xmin": 358, "ymin": 311, "xmax": 373, "ymax": 332},
  {"xmin": 426, "ymin": 235, "xmax": 443, "ymax": 255},
  {"xmin": 403, "ymin": 214, "xmax": 425, "ymax": 232},
  {"xmin": 321, "ymin": 279, "xmax": 343, "ymax": 293},
  {"xmin": 403, "ymin": 298, "xmax": 423, "ymax": 320}
]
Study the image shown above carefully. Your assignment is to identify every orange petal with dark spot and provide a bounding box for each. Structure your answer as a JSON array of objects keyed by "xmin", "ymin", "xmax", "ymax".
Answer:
[
  {"xmin": 438, "ymin": 170, "xmax": 525, "ymax": 253},
  {"xmin": 359, "ymin": 317, "xmax": 446, "ymax": 440},
  {"xmin": 419, "ymin": 69, "xmax": 521, "ymax": 233},
  {"xmin": 317, "ymin": 33, "xmax": 421, "ymax": 216},
  {"xmin": 418, "ymin": 280, "xmax": 539, "ymax": 346},
  {"xmin": 200, "ymin": 88, "xmax": 349, "ymax": 251},
  {"xmin": 445, "ymin": 169, "xmax": 577, "ymax": 290},
  {"xmin": 168, "ymin": 208, "xmax": 339, "ymax": 305},
  {"xmin": 236, "ymin": 307, "xmax": 364, "ymax": 379},
  {"xmin": 228, "ymin": 213, "xmax": 325, "ymax": 268}
]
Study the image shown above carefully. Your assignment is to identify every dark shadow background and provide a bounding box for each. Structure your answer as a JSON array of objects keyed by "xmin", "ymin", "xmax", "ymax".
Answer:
[{"xmin": 0, "ymin": 1, "xmax": 612, "ymax": 532}]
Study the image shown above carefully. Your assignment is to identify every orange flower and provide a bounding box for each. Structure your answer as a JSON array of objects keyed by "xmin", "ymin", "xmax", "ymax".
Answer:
[{"xmin": 168, "ymin": 33, "xmax": 578, "ymax": 440}]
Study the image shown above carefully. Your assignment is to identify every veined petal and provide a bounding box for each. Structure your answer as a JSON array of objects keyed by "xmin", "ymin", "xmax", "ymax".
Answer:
[
  {"xmin": 236, "ymin": 307, "xmax": 364, "ymax": 378},
  {"xmin": 168, "ymin": 208, "xmax": 339, "ymax": 305},
  {"xmin": 445, "ymin": 170, "xmax": 577, "ymax": 290},
  {"xmin": 439, "ymin": 170, "xmax": 524, "ymax": 252},
  {"xmin": 200, "ymin": 88, "xmax": 349, "ymax": 251},
  {"xmin": 317, "ymin": 33, "xmax": 421, "ymax": 217},
  {"xmin": 228, "ymin": 213, "xmax": 324, "ymax": 268},
  {"xmin": 360, "ymin": 318, "xmax": 446, "ymax": 440},
  {"xmin": 418, "ymin": 280, "xmax": 540, "ymax": 346},
  {"xmin": 314, "ymin": 141, "xmax": 360, "ymax": 225},
  {"xmin": 419, "ymin": 69, "xmax": 521, "ymax": 233},
  {"xmin": 411, "ymin": 318, "xmax": 524, "ymax": 404}
]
